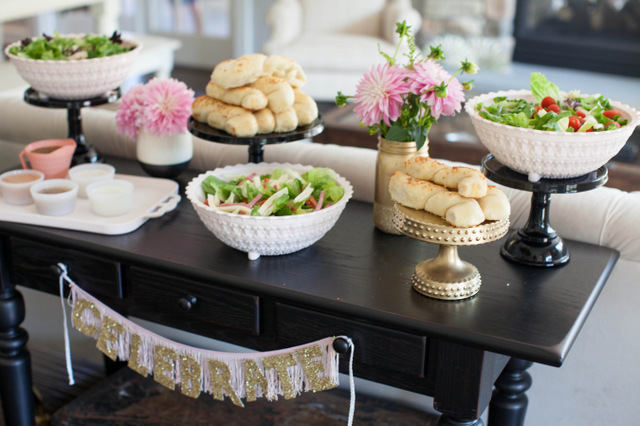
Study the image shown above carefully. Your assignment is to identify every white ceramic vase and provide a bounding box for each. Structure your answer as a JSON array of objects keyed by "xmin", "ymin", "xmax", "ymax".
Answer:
[{"xmin": 136, "ymin": 129, "xmax": 193, "ymax": 179}]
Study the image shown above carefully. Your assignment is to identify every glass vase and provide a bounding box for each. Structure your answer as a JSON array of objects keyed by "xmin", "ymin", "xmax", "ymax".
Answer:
[{"xmin": 374, "ymin": 136, "xmax": 429, "ymax": 234}]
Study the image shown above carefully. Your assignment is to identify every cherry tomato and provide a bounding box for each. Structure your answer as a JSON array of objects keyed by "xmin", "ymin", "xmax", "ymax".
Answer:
[
  {"xmin": 546, "ymin": 104, "xmax": 561, "ymax": 114},
  {"xmin": 568, "ymin": 116, "xmax": 581, "ymax": 131},
  {"xmin": 603, "ymin": 110, "xmax": 622, "ymax": 120},
  {"xmin": 605, "ymin": 121, "xmax": 621, "ymax": 129},
  {"xmin": 541, "ymin": 96, "xmax": 556, "ymax": 109},
  {"xmin": 576, "ymin": 110, "xmax": 587, "ymax": 118}
]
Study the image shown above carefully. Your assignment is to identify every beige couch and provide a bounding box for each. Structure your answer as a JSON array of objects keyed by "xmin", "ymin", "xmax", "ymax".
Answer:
[{"xmin": 1, "ymin": 90, "xmax": 639, "ymax": 425}]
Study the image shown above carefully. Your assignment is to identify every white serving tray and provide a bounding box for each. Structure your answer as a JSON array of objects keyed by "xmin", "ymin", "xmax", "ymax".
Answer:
[{"xmin": 0, "ymin": 174, "xmax": 181, "ymax": 235}]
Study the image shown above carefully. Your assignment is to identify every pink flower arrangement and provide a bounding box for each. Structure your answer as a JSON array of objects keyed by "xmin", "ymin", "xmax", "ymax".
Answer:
[
  {"xmin": 116, "ymin": 78, "xmax": 195, "ymax": 140},
  {"xmin": 336, "ymin": 22, "xmax": 477, "ymax": 149}
]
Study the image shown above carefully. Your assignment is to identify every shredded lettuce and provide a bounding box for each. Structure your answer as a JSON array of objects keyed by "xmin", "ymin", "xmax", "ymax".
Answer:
[{"xmin": 201, "ymin": 168, "xmax": 344, "ymax": 216}]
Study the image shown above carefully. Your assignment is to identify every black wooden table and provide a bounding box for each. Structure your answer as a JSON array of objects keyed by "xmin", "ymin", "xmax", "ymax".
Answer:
[{"xmin": 0, "ymin": 157, "xmax": 619, "ymax": 426}]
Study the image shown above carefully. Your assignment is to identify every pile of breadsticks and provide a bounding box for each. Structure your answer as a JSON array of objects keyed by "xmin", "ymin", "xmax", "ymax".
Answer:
[
  {"xmin": 192, "ymin": 54, "xmax": 318, "ymax": 137},
  {"xmin": 389, "ymin": 157, "xmax": 510, "ymax": 227}
]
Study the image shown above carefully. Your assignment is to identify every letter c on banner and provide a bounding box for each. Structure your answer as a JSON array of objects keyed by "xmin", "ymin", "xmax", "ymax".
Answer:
[{"xmin": 72, "ymin": 299, "xmax": 101, "ymax": 337}]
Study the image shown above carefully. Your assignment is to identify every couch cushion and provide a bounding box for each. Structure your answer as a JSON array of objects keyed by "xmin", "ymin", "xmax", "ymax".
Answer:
[{"xmin": 273, "ymin": 33, "xmax": 392, "ymax": 72}]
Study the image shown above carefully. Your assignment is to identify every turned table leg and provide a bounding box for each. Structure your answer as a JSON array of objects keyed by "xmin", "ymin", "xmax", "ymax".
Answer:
[
  {"xmin": 0, "ymin": 236, "xmax": 35, "ymax": 426},
  {"xmin": 488, "ymin": 358, "xmax": 533, "ymax": 426}
]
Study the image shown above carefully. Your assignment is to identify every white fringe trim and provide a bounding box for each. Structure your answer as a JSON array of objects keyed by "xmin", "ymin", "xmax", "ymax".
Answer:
[{"xmin": 65, "ymin": 275, "xmax": 340, "ymax": 401}]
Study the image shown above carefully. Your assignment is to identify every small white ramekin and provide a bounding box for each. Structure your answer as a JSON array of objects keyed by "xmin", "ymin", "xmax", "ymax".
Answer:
[
  {"xmin": 68, "ymin": 163, "xmax": 115, "ymax": 198},
  {"xmin": 0, "ymin": 169, "xmax": 45, "ymax": 205},
  {"xmin": 30, "ymin": 179, "xmax": 78, "ymax": 216},
  {"xmin": 86, "ymin": 179, "xmax": 134, "ymax": 217}
]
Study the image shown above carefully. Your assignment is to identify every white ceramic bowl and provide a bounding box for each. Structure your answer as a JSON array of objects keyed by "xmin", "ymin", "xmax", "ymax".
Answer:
[
  {"xmin": 0, "ymin": 169, "xmax": 45, "ymax": 205},
  {"xmin": 185, "ymin": 163, "xmax": 354, "ymax": 259},
  {"xmin": 68, "ymin": 163, "xmax": 116, "ymax": 198},
  {"xmin": 86, "ymin": 179, "xmax": 134, "ymax": 217},
  {"xmin": 465, "ymin": 89, "xmax": 640, "ymax": 180},
  {"xmin": 4, "ymin": 34, "xmax": 141, "ymax": 100},
  {"xmin": 30, "ymin": 179, "xmax": 78, "ymax": 216}
]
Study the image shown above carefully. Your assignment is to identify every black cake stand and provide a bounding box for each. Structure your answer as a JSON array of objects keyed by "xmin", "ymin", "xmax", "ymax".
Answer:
[
  {"xmin": 24, "ymin": 88, "xmax": 120, "ymax": 165},
  {"xmin": 482, "ymin": 154, "xmax": 608, "ymax": 267},
  {"xmin": 188, "ymin": 116, "xmax": 325, "ymax": 163}
]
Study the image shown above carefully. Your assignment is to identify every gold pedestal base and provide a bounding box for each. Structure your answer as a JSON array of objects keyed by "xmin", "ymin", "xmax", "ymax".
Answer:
[
  {"xmin": 393, "ymin": 204, "xmax": 509, "ymax": 301},
  {"xmin": 411, "ymin": 245, "xmax": 481, "ymax": 300}
]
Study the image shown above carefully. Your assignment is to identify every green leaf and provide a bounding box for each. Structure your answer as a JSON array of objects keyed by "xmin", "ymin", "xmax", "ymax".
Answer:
[
  {"xmin": 386, "ymin": 123, "xmax": 411, "ymax": 141},
  {"xmin": 530, "ymin": 73, "xmax": 561, "ymax": 103}
]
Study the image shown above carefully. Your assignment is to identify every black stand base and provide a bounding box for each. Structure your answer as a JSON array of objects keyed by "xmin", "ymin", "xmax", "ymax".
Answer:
[
  {"xmin": 500, "ymin": 192, "xmax": 569, "ymax": 267},
  {"xmin": 482, "ymin": 155, "xmax": 607, "ymax": 268},
  {"xmin": 501, "ymin": 229, "xmax": 569, "ymax": 267},
  {"xmin": 138, "ymin": 160, "xmax": 191, "ymax": 179},
  {"xmin": 24, "ymin": 88, "xmax": 120, "ymax": 167}
]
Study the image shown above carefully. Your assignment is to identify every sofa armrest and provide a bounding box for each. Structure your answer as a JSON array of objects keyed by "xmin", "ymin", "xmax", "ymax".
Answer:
[{"xmin": 263, "ymin": 0, "xmax": 303, "ymax": 54}]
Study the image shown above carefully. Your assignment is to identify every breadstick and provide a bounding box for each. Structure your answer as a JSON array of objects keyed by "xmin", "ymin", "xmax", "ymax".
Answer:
[
  {"xmin": 210, "ymin": 53, "xmax": 267, "ymax": 89},
  {"xmin": 293, "ymin": 89, "xmax": 318, "ymax": 126},
  {"xmin": 249, "ymin": 76, "xmax": 294, "ymax": 113},
  {"xmin": 206, "ymin": 81, "xmax": 268, "ymax": 111},
  {"xmin": 477, "ymin": 186, "xmax": 510, "ymax": 220},
  {"xmin": 405, "ymin": 156, "xmax": 488, "ymax": 198},
  {"xmin": 389, "ymin": 171, "xmax": 446, "ymax": 210}
]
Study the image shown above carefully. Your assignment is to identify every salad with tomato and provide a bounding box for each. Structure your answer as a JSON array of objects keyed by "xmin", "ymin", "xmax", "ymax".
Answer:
[
  {"xmin": 475, "ymin": 73, "xmax": 628, "ymax": 132},
  {"xmin": 201, "ymin": 167, "xmax": 345, "ymax": 216}
]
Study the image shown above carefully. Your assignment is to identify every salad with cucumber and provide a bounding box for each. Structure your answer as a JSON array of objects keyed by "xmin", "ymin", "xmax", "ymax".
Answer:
[
  {"xmin": 201, "ymin": 167, "xmax": 345, "ymax": 216},
  {"xmin": 8, "ymin": 31, "xmax": 133, "ymax": 60},
  {"xmin": 475, "ymin": 73, "xmax": 628, "ymax": 133}
]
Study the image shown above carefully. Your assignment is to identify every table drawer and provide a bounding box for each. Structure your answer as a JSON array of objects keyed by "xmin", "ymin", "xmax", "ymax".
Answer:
[
  {"xmin": 276, "ymin": 303, "xmax": 427, "ymax": 377},
  {"xmin": 127, "ymin": 267, "xmax": 260, "ymax": 336},
  {"xmin": 9, "ymin": 236, "xmax": 121, "ymax": 299}
]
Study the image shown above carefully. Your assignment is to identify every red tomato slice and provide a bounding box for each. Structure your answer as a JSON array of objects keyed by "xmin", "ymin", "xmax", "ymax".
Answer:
[
  {"xmin": 568, "ymin": 116, "xmax": 581, "ymax": 131},
  {"xmin": 546, "ymin": 104, "xmax": 561, "ymax": 114},
  {"xmin": 541, "ymin": 96, "xmax": 556, "ymax": 109},
  {"xmin": 603, "ymin": 110, "xmax": 622, "ymax": 120}
]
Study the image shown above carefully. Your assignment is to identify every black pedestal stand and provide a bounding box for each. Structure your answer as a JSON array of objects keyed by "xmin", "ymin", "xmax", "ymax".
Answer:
[
  {"xmin": 482, "ymin": 155, "xmax": 608, "ymax": 267},
  {"xmin": 24, "ymin": 88, "xmax": 120, "ymax": 166},
  {"xmin": 188, "ymin": 116, "xmax": 325, "ymax": 163}
]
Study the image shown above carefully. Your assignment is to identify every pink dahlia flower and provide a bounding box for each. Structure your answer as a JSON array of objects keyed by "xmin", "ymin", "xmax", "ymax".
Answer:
[
  {"xmin": 141, "ymin": 78, "xmax": 195, "ymax": 137},
  {"xmin": 353, "ymin": 63, "xmax": 410, "ymax": 127},
  {"xmin": 115, "ymin": 84, "xmax": 146, "ymax": 140},
  {"xmin": 409, "ymin": 61, "xmax": 465, "ymax": 120}
]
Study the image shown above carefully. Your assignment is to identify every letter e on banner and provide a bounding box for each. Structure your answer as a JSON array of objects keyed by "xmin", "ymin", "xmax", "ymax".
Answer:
[
  {"xmin": 96, "ymin": 316, "xmax": 124, "ymax": 361},
  {"xmin": 296, "ymin": 345, "xmax": 336, "ymax": 392}
]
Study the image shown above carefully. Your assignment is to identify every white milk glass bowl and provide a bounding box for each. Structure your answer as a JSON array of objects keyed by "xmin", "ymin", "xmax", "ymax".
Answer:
[
  {"xmin": 465, "ymin": 89, "xmax": 640, "ymax": 180},
  {"xmin": 185, "ymin": 163, "xmax": 353, "ymax": 260}
]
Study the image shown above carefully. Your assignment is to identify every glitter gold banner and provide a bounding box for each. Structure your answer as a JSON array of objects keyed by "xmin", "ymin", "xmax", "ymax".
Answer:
[{"xmin": 67, "ymin": 282, "xmax": 340, "ymax": 406}]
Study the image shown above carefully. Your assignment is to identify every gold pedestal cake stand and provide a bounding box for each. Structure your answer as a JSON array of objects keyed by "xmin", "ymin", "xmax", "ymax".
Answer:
[{"xmin": 393, "ymin": 204, "xmax": 509, "ymax": 301}]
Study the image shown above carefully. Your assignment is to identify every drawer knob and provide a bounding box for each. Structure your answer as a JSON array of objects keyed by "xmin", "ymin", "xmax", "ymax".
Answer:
[
  {"xmin": 178, "ymin": 295, "xmax": 197, "ymax": 311},
  {"xmin": 333, "ymin": 337, "xmax": 351, "ymax": 354}
]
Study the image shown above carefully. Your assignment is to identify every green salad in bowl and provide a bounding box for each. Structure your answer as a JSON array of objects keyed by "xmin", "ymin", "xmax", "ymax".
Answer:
[
  {"xmin": 201, "ymin": 167, "xmax": 345, "ymax": 216},
  {"xmin": 475, "ymin": 73, "xmax": 629, "ymax": 133},
  {"xmin": 4, "ymin": 30, "xmax": 140, "ymax": 100},
  {"xmin": 186, "ymin": 163, "xmax": 353, "ymax": 259},
  {"xmin": 464, "ymin": 73, "xmax": 639, "ymax": 180},
  {"xmin": 8, "ymin": 31, "xmax": 134, "ymax": 60}
]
